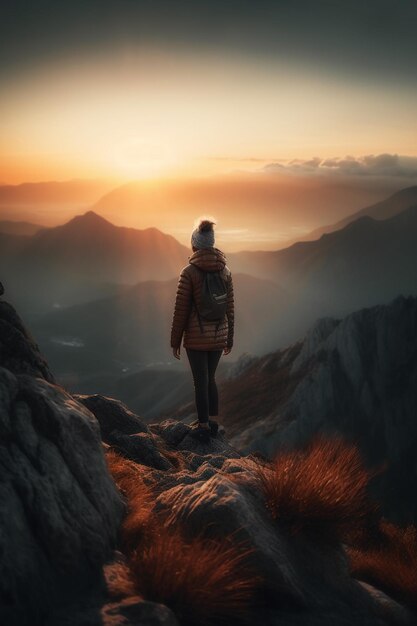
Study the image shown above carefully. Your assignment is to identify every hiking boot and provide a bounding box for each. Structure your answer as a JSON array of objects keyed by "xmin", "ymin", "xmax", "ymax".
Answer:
[
  {"xmin": 189, "ymin": 423, "xmax": 211, "ymax": 443},
  {"xmin": 191, "ymin": 419, "xmax": 219, "ymax": 437}
]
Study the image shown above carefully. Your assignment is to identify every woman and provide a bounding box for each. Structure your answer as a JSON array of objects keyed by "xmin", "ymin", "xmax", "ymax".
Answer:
[{"xmin": 170, "ymin": 218, "xmax": 234, "ymax": 443}]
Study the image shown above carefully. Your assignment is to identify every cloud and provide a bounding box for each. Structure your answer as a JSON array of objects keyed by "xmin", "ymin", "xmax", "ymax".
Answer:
[{"xmin": 263, "ymin": 154, "xmax": 417, "ymax": 178}]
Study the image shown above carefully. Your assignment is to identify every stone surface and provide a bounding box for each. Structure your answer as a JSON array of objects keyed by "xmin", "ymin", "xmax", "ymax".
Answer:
[
  {"xmin": 149, "ymin": 458, "xmax": 393, "ymax": 625},
  {"xmin": 2, "ymin": 297, "xmax": 416, "ymax": 625},
  {"xmin": 101, "ymin": 598, "xmax": 179, "ymax": 626},
  {"xmin": 77, "ymin": 394, "xmax": 149, "ymax": 439},
  {"xmin": 0, "ymin": 300, "xmax": 55, "ymax": 382},
  {"xmin": 224, "ymin": 296, "xmax": 417, "ymax": 523},
  {"xmin": 109, "ymin": 431, "xmax": 173, "ymax": 471},
  {"xmin": 46, "ymin": 596, "xmax": 179, "ymax": 626},
  {"xmin": 0, "ymin": 302, "xmax": 124, "ymax": 626}
]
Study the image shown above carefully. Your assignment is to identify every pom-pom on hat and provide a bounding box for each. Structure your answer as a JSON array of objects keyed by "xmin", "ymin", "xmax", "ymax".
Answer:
[{"xmin": 191, "ymin": 218, "xmax": 216, "ymax": 249}]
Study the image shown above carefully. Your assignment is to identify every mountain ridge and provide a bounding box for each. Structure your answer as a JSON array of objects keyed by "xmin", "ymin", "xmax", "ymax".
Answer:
[
  {"xmin": 299, "ymin": 185, "xmax": 417, "ymax": 242},
  {"xmin": 1, "ymin": 294, "xmax": 416, "ymax": 626},
  {"xmin": 1, "ymin": 210, "xmax": 191, "ymax": 313}
]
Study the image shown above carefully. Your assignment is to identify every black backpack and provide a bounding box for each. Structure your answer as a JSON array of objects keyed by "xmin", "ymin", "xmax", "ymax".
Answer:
[{"xmin": 193, "ymin": 268, "xmax": 228, "ymax": 334}]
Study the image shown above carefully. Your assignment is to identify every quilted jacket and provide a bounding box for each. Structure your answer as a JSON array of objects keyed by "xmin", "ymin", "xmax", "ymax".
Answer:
[{"xmin": 170, "ymin": 247, "xmax": 234, "ymax": 351}]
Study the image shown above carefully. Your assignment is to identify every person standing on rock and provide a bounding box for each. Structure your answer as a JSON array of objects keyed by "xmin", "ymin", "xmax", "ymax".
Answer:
[{"xmin": 170, "ymin": 218, "xmax": 234, "ymax": 443}]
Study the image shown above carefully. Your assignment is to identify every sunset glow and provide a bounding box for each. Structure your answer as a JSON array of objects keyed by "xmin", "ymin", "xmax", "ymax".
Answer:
[
  {"xmin": 1, "ymin": 1, "xmax": 417, "ymax": 252},
  {"xmin": 1, "ymin": 46, "xmax": 417, "ymax": 184}
]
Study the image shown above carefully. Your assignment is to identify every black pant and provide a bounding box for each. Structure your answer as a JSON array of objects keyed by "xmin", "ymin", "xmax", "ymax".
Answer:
[{"xmin": 185, "ymin": 349, "xmax": 223, "ymax": 423}]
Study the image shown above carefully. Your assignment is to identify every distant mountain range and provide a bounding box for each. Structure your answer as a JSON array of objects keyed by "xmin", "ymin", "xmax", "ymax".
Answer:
[
  {"xmin": 300, "ymin": 185, "xmax": 417, "ymax": 242},
  {"xmin": 1, "ymin": 211, "xmax": 189, "ymax": 313},
  {"xmin": 230, "ymin": 196, "xmax": 417, "ymax": 326},
  {"xmin": 32, "ymin": 271, "xmax": 288, "ymax": 385},
  {"xmin": 2, "ymin": 184, "xmax": 417, "ymax": 398},
  {"xmin": 91, "ymin": 174, "xmax": 401, "ymax": 250},
  {"xmin": 0, "ymin": 220, "xmax": 45, "ymax": 236},
  {"xmin": 0, "ymin": 178, "xmax": 115, "ymax": 214}
]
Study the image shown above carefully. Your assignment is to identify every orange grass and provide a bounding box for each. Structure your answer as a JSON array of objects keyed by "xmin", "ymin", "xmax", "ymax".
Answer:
[
  {"xmin": 348, "ymin": 521, "xmax": 417, "ymax": 610},
  {"xmin": 103, "ymin": 558, "xmax": 138, "ymax": 600},
  {"xmin": 255, "ymin": 436, "xmax": 376, "ymax": 540},
  {"xmin": 130, "ymin": 529, "xmax": 261, "ymax": 626},
  {"xmin": 106, "ymin": 449, "xmax": 157, "ymax": 550},
  {"xmin": 106, "ymin": 449, "xmax": 262, "ymax": 625}
]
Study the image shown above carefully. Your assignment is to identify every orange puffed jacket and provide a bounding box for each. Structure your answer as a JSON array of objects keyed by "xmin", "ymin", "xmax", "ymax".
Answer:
[{"xmin": 170, "ymin": 247, "xmax": 234, "ymax": 351}]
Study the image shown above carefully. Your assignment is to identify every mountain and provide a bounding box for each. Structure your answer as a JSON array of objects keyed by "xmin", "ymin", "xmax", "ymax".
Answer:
[
  {"xmin": 15, "ymin": 200, "xmax": 417, "ymax": 395},
  {"xmin": 0, "ymin": 178, "xmax": 116, "ymax": 222},
  {"xmin": 92, "ymin": 173, "xmax": 397, "ymax": 252},
  {"xmin": 72, "ymin": 363, "xmax": 230, "ymax": 421},
  {"xmin": 0, "ymin": 220, "xmax": 45, "ymax": 236},
  {"xmin": 32, "ymin": 272, "xmax": 289, "ymax": 392},
  {"xmin": 18, "ymin": 210, "xmax": 189, "ymax": 282},
  {"xmin": 2, "ymin": 211, "xmax": 190, "ymax": 314},
  {"xmin": 0, "ymin": 231, "xmax": 28, "ymax": 261},
  {"xmin": 210, "ymin": 295, "xmax": 416, "ymax": 524},
  {"xmin": 2, "ymin": 296, "xmax": 416, "ymax": 625},
  {"xmin": 230, "ymin": 203, "xmax": 417, "ymax": 326},
  {"xmin": 300, "ymin": 185, "xmax": 417, "ymax": 243}
]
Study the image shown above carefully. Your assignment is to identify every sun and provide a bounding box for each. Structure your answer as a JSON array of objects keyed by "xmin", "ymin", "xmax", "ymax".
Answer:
[{"xmin": 113, "ymin": 137, "xmax": 179, "ymax": 179}]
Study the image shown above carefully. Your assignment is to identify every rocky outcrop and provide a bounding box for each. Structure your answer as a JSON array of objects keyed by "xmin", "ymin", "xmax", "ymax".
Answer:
[
  {"xmin": 2, "ymin": 297, "xmax": 417, "ymax": 625},
  {"xmin": 100, "ymin": 397, "xmax": 415, "ymax": 626},
  {"xmin": 0, "ymin": 300, "xmax": 55, "ymax": 382},
  {"xmin": 217, "ymin": 296, "xmax": 417, "ymax": 523},
  {"xmin": 0, "ymin": 302, "xmax": 125, "ymax": 625}
]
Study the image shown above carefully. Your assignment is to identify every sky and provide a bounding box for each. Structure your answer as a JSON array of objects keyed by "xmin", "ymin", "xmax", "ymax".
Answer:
[
  {"xmin": 1, "ymin": 1, "xmax": 417, "ymax": 250},
  {"xmin": 1, "ymin": 0, "xmax": 416, "ymax": 185}
]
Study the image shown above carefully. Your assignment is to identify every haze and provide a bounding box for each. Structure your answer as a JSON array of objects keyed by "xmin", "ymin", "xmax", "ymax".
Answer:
[{"xmin": 1, "ymin": 0, "xmax": 416, "ymax": 250}]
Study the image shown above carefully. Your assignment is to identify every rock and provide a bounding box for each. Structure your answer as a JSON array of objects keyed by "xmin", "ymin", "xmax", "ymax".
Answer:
[
  {"xmin": 290, "ymin": 316, "xmax": 340, "ymax": 373},
  {"xmin": 359, "ymin": 582, "xmax": 415, "ymax": 626},
  {"xmin": 75, "ymin": 399, "xmax": 178, "ymax": 470},
  {"xmin": 109, "ymin": 431, "xmax": 173, "ymax": 471},
  {"xmin": 149, "ymin": 419, "xmax": 191, "ymax": 447},
  {"xmin": 0, "ymin": 300, "xmax": 55, "ymax": 382},
  {"xmin": 219, "ymin": 296, "xmax": 417, "ymax": 523},
  {"xmin": 101, "ymin": 598, "xmax": 179, "ymax": 626},
  {"xmin": 153, "ymin": 469, "xmax": 389, "ymax": 625},
  {"xmin": 0, "ymin": 369, "xmax": 124, "ymax": 626},
  {"xmin": 2, "ymin": 296, "xmax": 415, "ymax": 625},
  {"xmin": 76, "ymin": 394, "xmax": 149, "ymax": 440},
  {"xmin": 224, "ymin": 351, "xmax": 257, "ymax": 379},
  {"xmin": 151, "ymin": 419, "xmax": 241, "ymax": 459},
  {"xmin": 46, "ymin": 597, "xmax": 179, "ymax": 626}
]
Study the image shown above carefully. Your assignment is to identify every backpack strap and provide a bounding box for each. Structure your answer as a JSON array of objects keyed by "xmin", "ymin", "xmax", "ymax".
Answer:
[{"xmin": 193, "ymin": 300, "xmax": 205, "ymax": 334}]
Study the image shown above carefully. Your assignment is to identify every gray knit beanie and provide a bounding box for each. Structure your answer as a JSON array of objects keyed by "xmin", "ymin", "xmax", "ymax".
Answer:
[{"xmin": 191, "ymin": 219, "xmax": 215, "ymax": 249}]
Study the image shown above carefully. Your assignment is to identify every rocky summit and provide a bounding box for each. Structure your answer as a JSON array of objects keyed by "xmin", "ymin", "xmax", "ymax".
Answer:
[
  {"xmin": 0, "ymin": 297, "xmax": 416, "ymax": 626},
  {"xmin": 203, "ymin": 295, "xmax": 417, "ymax": 524}
]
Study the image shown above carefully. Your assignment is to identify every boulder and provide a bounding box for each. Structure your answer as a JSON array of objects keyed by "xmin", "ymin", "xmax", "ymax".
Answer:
[
  {"xmin": 223, "ymin": 296, "xmax": 417, "ymax": 523},
  {"xmin": 76, "ymin": 394, "xmax": 149, "ymax": 440},
  {"xmin": 0, "ymin": 302, "xmax": 124, "ymax": 625},
  {"xmin": 0, "ymin": 300, "xmax": 55, "ymax": 382}
]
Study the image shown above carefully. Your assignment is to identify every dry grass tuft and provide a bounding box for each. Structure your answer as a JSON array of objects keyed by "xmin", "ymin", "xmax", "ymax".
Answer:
[
  {"xmin": 106, "ymin": 449, "xmax": 156, "ymax": 550},
  {"xmin": 348, "ymin": 521, "xmax": 417, "ymax": 610},
  {"xmin": 106, "ymin": 449, "xmax": 262, "ymax": 625},
  {"xmin": 255, "ymin": 435, "xmax": 376, "ymax": 541},
  {"xmin": 129, "ymin": 529, "xmax": 260, "ymax": 626},
  {"xmin": 103, "ymin": 558, "xmax": 138, "ymax": 600}
]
